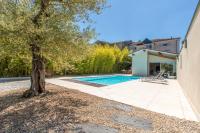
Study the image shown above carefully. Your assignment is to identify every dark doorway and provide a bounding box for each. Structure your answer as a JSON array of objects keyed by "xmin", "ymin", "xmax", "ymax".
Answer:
[{"xmin": 149, "ymin": 63, "xmax": 160, "ymax": 76}]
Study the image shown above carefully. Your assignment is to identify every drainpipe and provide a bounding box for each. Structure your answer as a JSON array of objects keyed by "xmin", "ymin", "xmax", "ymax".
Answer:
[{"xmin": 147, "ymin": 51, "xmax": 149, "ymax": 76}]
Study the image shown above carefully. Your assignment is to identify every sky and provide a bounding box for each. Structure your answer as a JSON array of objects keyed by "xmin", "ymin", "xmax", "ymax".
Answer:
[{"xmin": 86, "ymin": 0, "xmax": 199, "ymax": 43}]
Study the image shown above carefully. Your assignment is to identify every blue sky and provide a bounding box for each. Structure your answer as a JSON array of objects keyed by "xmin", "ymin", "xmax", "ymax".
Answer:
[{"xmin": 87, "ymin": 0, "xmax": 199, "ymax": 42}]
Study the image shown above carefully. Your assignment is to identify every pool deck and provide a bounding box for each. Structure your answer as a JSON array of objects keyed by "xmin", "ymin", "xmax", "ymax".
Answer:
[{"xmin": 46, "ymin": 75, "xmax": 199, "ymax": 122}]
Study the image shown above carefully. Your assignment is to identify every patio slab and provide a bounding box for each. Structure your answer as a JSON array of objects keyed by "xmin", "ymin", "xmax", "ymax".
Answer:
[
  {"xmin": 111, "ymin": 114, "xmax": 153, "ymax": 130},
  {"xmin": 72, "ymin": 123, "xmax": 119, "ymax": 133},
  {"xmin": 46, "ymin": 76, "xmax": 199, "ymax": 122}
]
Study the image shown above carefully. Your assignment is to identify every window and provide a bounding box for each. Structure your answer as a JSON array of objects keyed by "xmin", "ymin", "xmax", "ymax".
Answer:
[
  {"xmin": 146, "ymin": 44, "xmax": 152, "ymax": 49},
  {"xmin": 162, "ymin": 43, "xmax": 168, "ymax": 46}
]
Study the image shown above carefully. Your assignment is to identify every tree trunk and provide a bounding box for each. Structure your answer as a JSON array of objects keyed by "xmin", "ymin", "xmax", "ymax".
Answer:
[
  {"xmin": 23, "ymin": 43, "xmax": 45, "ymax": 97},
  {"xmin": 31, "ymin": 45, "xmax": 45, "ymax": 95},
  {"xmin": 23, "ymin": 0, "xmax": 49, "ymax": 97}
]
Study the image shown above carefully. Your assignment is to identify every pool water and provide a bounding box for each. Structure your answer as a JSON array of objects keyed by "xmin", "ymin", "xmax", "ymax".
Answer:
[{"xmin": 73, "ymin": 75, "xmax": 140, "ymax": 85}]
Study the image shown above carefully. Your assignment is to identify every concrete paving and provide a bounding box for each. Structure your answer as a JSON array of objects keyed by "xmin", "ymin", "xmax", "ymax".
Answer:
[
  {"xmin": 46, "ymin": 76, "xmax": 199, "ymax": 122},
  {"xmin": 0, "ymin": 77, "xmax": 30, "ymax": 83},
  {"xmin": 0, "ymin": 80, "xmax": 30, "ymax": 91}
]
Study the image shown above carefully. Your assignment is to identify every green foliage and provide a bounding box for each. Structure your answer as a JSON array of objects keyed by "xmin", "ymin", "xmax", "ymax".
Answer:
[
  {"xmin": 0, "ymin": 56, "xmax": 31, "ymax": 77},
  {"xmin": 0, "ymin": 0, "xmax": 107, "ymax": 59},
  {"xmin": 0, "ymin": 45, "xmax": 131, "ymax": 77},
  {"xmin": 76, "ymin": 45, "xmax": 131, "ymax": 74},
  {"xmin": 0, "ymin": 1, "xmax": 132, "ymax": 77},
  {"xmin": 0, "ymin": 0, "xmax": 106, "ymax": 77}
]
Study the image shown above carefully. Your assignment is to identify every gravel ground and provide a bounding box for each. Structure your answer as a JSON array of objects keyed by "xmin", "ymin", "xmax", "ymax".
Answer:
[{"xmin": 0, "ymin": 84, "xmax": 199, "ymax": 133}]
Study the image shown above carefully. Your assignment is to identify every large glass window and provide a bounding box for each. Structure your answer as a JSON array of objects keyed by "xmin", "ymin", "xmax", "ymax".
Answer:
[
  {"xmin": 149, "ymin": 63, "xmax": 175, "ymax": 76},
  {"xmin": 161, "ymin": 64, "xmax": 174, "ymax": 75}
]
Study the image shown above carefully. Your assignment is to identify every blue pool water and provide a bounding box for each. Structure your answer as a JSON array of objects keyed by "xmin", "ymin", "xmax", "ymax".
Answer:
[{"xmin": 73, "ymin": 75, "xmax": 140, "ymax": 85}]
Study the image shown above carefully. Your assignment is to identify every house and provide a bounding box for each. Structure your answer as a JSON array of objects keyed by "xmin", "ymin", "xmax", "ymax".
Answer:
[
  {"xmin": 95, "ymin": 40, "xmax": 112, "ymax": 45},
  {"xmin": 132, "ymin": 49, "xmax": 177, "ymax": 76},
  {"xmin": 131, "ymin": 37, "xmax": 180, "ymax": 54},
  {"xmin": 95, "ymin": 37, "xmax": 180, "ymax": 53},
  {"xmin": 177, "ymin": 1, "xmax": 200, "ymax": 119},
  {"xmin": 114, "ymin": 40, "xmax": 133, "ymax": 50}
]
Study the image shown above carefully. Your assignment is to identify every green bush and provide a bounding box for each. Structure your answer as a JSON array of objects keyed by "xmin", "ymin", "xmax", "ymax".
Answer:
[
  {"xmin": 76, "ymin": 45, "xmax": 131, "ymax": 74},
  {"xmin": 0, "ymin": 45, "xmax": 132, "ymax": 77},
  {"xmin": 0, "ymin": 56, "xmax": 31, "ymax": 77}
]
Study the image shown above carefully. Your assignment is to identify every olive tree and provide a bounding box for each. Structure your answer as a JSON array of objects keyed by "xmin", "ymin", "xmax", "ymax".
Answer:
[{"xmin": 0, "ymin": 0, "xmax": 106, "ymax": 97}]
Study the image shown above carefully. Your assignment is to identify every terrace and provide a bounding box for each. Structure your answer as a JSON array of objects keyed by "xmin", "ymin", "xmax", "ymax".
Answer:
[{"xmin": 46, "ymin": 75, "xmax": 199, "ymax": 122}]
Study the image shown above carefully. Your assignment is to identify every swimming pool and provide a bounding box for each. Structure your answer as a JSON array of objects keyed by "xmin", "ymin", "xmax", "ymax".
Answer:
[{"xmin": 73, "ymin": 75, "xmax": 140, "ymax": 86}]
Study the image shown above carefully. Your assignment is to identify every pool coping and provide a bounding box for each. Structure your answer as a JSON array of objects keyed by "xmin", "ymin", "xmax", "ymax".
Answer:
[{"xmin": 62, "ymin": 79, "xmax": 107, "ymax": 87}]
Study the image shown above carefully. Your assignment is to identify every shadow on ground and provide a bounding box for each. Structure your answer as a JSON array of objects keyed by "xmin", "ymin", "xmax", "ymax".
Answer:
[
  {"xmin": 0, "ymin": 84, "xmax": 200, "ymax": 133},
  {"xmin": 0, "ymin": 87, "xmax": 88, "ymax": 133}
]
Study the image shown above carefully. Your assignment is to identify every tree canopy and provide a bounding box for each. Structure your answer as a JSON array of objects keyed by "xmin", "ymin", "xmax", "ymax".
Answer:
[
  {"xmin": 0, "ymin": 0, "xmax": 107, "ymax": 96},
  {"xmin": 0, "ymin": 0, "xmax": 106, "ymax": 61}
]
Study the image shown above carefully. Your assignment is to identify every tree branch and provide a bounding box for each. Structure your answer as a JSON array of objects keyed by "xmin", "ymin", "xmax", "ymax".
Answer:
[{"xmin": 32, "ymin": 0, "xmax": 50, "ymax": 26}]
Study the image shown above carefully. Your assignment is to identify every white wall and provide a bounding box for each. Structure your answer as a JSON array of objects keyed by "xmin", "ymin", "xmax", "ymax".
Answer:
[
  {"xmin": 132, "ymin": 51, "xmax": 176, "ymax": 76},
  {"xmin": 132, "ymin": 50, "xmax": 148, "ymax": 76},
  {"xmin": 177, "ymin": 4, "xmax": 200, "ymax": 118}
]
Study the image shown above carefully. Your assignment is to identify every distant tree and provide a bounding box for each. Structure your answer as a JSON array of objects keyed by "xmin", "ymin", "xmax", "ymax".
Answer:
[{"xmin": 0, "ymin": 0, "xmax": 106, "ymax": 97}]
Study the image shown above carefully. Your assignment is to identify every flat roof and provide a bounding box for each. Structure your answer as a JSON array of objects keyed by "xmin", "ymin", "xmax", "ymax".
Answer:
[{"xmin": 132, "ymin": 49, "xmax": 177, "ymax": 59}]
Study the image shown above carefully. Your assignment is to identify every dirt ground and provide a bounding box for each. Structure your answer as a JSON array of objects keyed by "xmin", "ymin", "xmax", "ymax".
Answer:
[{"xmin": 0, "ymin": 84, "xmax": 200, "ymax": 133}]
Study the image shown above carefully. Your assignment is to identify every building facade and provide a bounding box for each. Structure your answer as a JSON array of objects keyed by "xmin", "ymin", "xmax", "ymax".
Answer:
[
  {"xmin": 95, "ymin": 37, "xmax": 180, "ymax": 54},
  {"xmin": 177, "ymin": 1, "xmax": 200, "ymax": 120},
  {"xmin": 131, "ymin": 38, "xmax": 180, "ymax": 54},
  {"xmin": 132, "ymin": 49, "xmax": 177, "ymax": 76}
]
